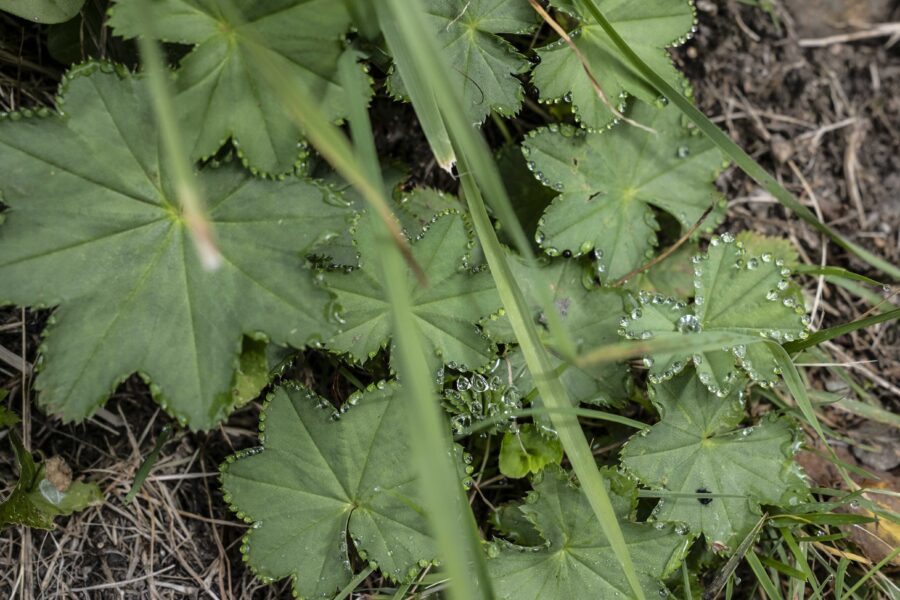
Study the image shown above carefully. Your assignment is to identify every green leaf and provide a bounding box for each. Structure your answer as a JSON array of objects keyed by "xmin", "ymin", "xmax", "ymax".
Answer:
[
  {"xmin": 621, "ymin": 233, "xmax": 810, "ymax": 395},
  {"xmin": 109, "ymin": 0, "xmax": 365, "ymax": 175},
  {"xmin": 0, "ymin": 0, "xmax": 84, "ymax": 23},
  {"xmin": 389, "ymin": 0, "xmax": 537, "ymax": 124},
  {"xmin": 324, "ymin": 211, "xmax": 502, "ymax": 371},
  {"xmin": 499, "ymin": 423, "xmax": 563, "ymax": 478},
  {"xmin": 220, "ymin": 381, "xmax": 441, "ymax": 597},
  {"xmin": 0, "ymin": 403, "xmax": 18, "ymax": 428},
  {"xmin": 621, "ymin": 370, "xmax": 807, "ymax": 550},
  {"xmin": 488, "ymin": 465, "xmax": 689, "ymax": 598},
  {"xmin": 231, "ymin": 337, "xmax": 271, "ymax": 409},
  {"xmin": 524, "ymin": 103, "xmax": 726, "ymax": 282},
  {"xmin": 634, "ymin": 242, "xmax": 699, "ymax": 299},
  {"xmin": 533, "ymin": 0, "xmax": 694, "ymax": 129},
  {"xmin": 1, "ymin": 433, "xmax": 102, "ymax": 530},
  {"xmin": 483, "ymin": 256, "xmax": 631, "ymax": 406},
  {"xmin": 0, "ymin": 65, "xmax": 351, "ymax": 429}
]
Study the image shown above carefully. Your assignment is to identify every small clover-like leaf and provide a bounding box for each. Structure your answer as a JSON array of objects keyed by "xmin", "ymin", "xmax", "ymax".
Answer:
[
  {"xmin": 499, "ymin": 424, "xmax": 563, "ymax": 479},
  {"xmin": 483, "ymin": 256, "xmax": 631, "ymax": 406},
  {"xmin": 324, "ymin": 211, "xmax": 502, "ymax": 372},
  {"xmin": 488, "ymin": 465, "xmax": 689, "ymax": 599},
  {"xmin": 109, "ymin": 0, "xmax": 366, "ymax": 175},
  {"xmin": 525, "ymin": 103, "xmax": 726, "ymax": 282},
  {"xmin": 533, "ymin": 0, "xmax": 695, "ymax": 129},
  {"xmin": 621, "ymin": 233, "xmax": 811, "ymax": 395},
  {"xmin": 221, "ymin": 382, "xmax": 440, "ymax": 598},
  {"xmin": 0, "ymin": 65, "xmax": 352, "ymax": 429},
  {"xmin": 389, "ymin": 0, "xmax": 537, "ymax": 125},
  {"xmin": 621, "ymin": 369, "xmax": 808, "ymax": 550}
]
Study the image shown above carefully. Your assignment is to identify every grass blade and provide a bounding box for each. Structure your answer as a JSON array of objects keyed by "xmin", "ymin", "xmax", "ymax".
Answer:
[
  {"xmin": 746, "ymin": 550, "xmax": 784, "ymax": 600},
  {"xmin": 132, "ymin": 4, "xmax": 220, "ymax": 270},
  {"xmin": 575, "ymin": 0, "xmax": 900, "ymax": 281},
  {"xmin": 782, "ymin": 308, "xmax": 899, "ymax": 354},
  {"xmin": 379, "ymin": 17, "xmax": 455, "ymax": 171},
  {"xmin": 336, "ymin": 52, "xmax": 494, "ymax": 600},
  {"xmin": 377, "ymin": 1, "xmax": 651, "ymax": 594}
]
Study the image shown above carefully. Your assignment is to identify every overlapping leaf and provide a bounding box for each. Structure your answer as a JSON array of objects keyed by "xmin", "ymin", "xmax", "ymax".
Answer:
[
  {"xmin": 109, "ymin": 0, "xmax": 364, "ymax": 175},
  {"xmin": 533, "ymin": 0, "xmax": 695, "ymax": 129},
  {"xmin": 221, "ymin": 382, "xmax": 439, "ymax": 598},
  {"xmin": 483, "ymin": 256, "xmax": 631, "ymax": 405},
  {"xmin": 0, "ymin": 65, "xmax": 352, "ymax": 429},
  {"xmin": 389, "ymin": 0, "xmax": 537, "ymax": 125},
  {"xmin": 621, "ymin": 370, "xmax": 807, "ymax": 550},
  {"xmin": 324, "ymin": 211, "xmax": 501, "ymax": 372},
  {"xmin": 620, "ymin": 233, "xmax": 810, "ymax": 395},
  {"xmin": 524, "ymin": 102, "xmax": 726, "ymax": 282},
  {"xmin": 488, "ymin": 465, "xmax": 689, "ymax": 598}
]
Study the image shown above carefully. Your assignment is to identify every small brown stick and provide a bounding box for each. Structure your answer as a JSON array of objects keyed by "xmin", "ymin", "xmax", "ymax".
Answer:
[
  {"xmin": 527, "ymin": 0, "xmax": 655, "ymax": 134},
  {"xmin": 611, "ymin": 202, "xmax": 715, "ymax": 287}
]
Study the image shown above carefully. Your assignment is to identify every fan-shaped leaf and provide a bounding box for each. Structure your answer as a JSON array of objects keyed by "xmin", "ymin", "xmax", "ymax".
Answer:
[
  {"xmin": 620, "ymin": 233, "xmax": 810, "ymax": 395},
  {"xmin": 621, "ymin": 370, "xmax": 807, "ymax": 550},
  {"xmin": 533, "ymin": 0, "xmax": 695, "ymax": 129},
  {"xmin": 524, "ymin": 103, "xmax": 725, "ymax": 282},
  {"xmin": 389, "ymin": 0, "xmax": 537, "ymax": 125},
  {"xmin": 221, "ymin": 381, "xmax": 440, "ymax": 597},
  {"xmin": 488, "ymin": 465, "xmax": 689, "ymax": 599},
  {"xmin": 109, "ymin": 0, "xmax": 365, "ymax": 175},
  {"xmin": 0, "ymin": 65, "xmax": 351, "ymax": 429}
]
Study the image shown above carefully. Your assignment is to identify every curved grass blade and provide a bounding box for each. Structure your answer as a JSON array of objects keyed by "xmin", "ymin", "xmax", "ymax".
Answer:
[
  {"xmin": 375, "ymin": 2, "xmax": 650, "ymax": 597},
  {"xmin": 337, "ymin": 52, "xmax": 494, "ymax": 600},
  {"xmin": 575, "ymin": 0, "xmax": 900, "ymax": 281},
  {"xmin": 782, "ymin": 308, "xmax": 899, "ymax": 354}
]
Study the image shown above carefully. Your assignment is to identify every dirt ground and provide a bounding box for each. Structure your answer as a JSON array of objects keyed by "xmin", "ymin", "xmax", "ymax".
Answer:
[{"xmin": 1, "ymin": 1, "xmax": 898, "ymax": 598}]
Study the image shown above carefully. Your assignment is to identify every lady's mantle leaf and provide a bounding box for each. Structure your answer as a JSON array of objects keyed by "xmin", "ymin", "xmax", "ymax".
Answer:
[
  {"xmin": 221, "ymin": 382, "xmax": 438, "ymax": 598},
  {"xmin": 389, "ymin": 0, "xmax": 537, "ymax": 125},
  {"xmin": 488, "ymin": 465, "xmax": 689, "ymax": 599},
  {"xmin": 620, "ymin": 233, "xmax": 811, "ymax": 396},
  {"xmin": 0, "ymin": 65, "xmax": 352, "ymax": 429},
  {"xmin": 484, "ymin": 256, "xmax": 631, "ymax": 406},
  {"xmin": 621, "ymin": 370, "xmax": 808, "ymax": 551},
  {"xmin": 324, "ymin": 212, "xmax": 502, "ymax": 372},
  {"xmin": 524, "ymin": 103, "xmax": 726, "ymax": 282},
  {"xmin": 533, "ymin": 0, "xmax": 695, "ymax": 129},
  {"xmin": 109, "ymin": 0, "xmax": 362, "ymax": 175},
  {"xmin": 0, "ymin": 0, "xmax": 85, "ymax": 23}
]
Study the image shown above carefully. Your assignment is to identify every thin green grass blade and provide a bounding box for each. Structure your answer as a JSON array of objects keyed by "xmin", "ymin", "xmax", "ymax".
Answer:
[
  {"xmin": 839, "ymin": 547, "xmax": 900, "ymax": 599},
  {"xmin": 378, "ymin": 17, "xmax": 455, "ymax": 170},
  {"xmin": 125, "ymin": 424, "xmax": 173, "ymax": 503},
  {"xmin": 794, "ymin": 265, "xmax": 884, "ymax": 287},
  {"xmin": 460, "ymin": 406, "xmax": 648, "ymax": 438},
  {"xmin": 376, "ymin": 2, "xmax": 647, "ymax": 598},
  {"xmin": 337, "ymin": 53, "xmax": 494, "ymax": 600},
  {"xmin": 783, "ymin": 308, "xmax": 899, "ymax": 354},
  {"xmin": 335, "ymin": 565, "xmax": 375, "ymax": 600},
  {"xmin": 746, "ymin": 550, "xmax": 784, "ymax": 600},
  {"xmin": 373, "ymin": 2, "xmax": 577, "ymax": 364},
  {"xmin": 575, "ymin": 0, "xmax": 900, "ymax": 281},
  {"xmin": 132, "ymin": 4, "xmax": 220, "ymax": 269},
  {"xmin": 578, "ymin": 332, "xmax": 763, "ymax": 367}
]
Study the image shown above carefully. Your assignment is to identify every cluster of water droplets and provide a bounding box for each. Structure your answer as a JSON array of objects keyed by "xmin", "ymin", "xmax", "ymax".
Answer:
[{"xmin": 443, "ymin": 365, "xmax": 523, "ymax": 436}]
